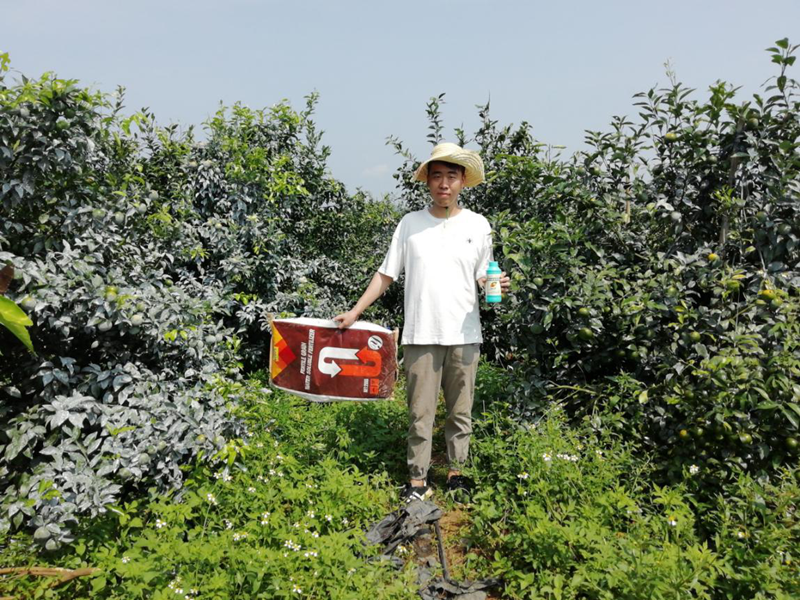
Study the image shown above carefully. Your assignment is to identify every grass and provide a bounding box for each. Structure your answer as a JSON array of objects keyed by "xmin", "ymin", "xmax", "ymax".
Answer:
[{"xmin": 2, "ymin": 365, "xmax": 798, "ymax": 599}]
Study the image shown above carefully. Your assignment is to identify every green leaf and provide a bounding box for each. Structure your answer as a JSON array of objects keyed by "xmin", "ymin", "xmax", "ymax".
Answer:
[
  {"xmin": 756, "ymin": 400, "xmax": 778, "ymax": 410},
  {"xmin": 0, "ymin": 296, "xmax": 35, "ymax": 353},
  {"xmin": 91, "ymin": 575, "xmax": 107, "ymax": 592},
  {"xmin": 780, "ymin": 405, "xmax": 799, "ymax": 430}
]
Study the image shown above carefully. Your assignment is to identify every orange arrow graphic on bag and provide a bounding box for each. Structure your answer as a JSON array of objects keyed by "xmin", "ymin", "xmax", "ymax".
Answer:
[
  {"xmin": 338, "ymin": 347, "xmax": 382, "ymax": 378},
  {"xmin": 317, "ymin": 347, "xmax": 382, "ymax": 378}
]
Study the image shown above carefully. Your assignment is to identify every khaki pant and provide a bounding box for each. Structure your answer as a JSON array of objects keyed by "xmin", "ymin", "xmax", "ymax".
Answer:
[{"xmin": 404, "ymin": 344, "xmax": 480, "ymax": 481}]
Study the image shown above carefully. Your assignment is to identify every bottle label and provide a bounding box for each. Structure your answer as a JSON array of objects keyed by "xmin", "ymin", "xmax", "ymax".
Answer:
[{"xmin": 486, "ymin": 275, "xmax": 502, "ymax": 301}]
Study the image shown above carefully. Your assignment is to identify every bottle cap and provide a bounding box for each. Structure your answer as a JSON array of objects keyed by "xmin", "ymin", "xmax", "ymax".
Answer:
[{"xmin": 489, "ymin": 261, "xmax": 498, "ymax": 268}]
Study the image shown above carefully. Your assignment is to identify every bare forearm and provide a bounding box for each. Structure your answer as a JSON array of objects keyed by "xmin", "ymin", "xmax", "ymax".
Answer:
[
  {"xmin": 352, "ymin": 272, "xmax": 393, "ymax": 316},
  {"xmin": 334, "ymin": 272, "xmax": 393, "ymax": 328}
]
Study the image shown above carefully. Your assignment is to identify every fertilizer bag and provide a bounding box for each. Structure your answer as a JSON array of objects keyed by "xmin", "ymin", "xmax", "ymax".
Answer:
[{"xmin": 270, "ymin": 317, "xmax": 397, "ymax": 402}]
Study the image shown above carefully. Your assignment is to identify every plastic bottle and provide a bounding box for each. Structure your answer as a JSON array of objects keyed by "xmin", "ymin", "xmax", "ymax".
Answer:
[{"xmin": 486, "ymin": 261, "xmax": 502, "ymax": 303}]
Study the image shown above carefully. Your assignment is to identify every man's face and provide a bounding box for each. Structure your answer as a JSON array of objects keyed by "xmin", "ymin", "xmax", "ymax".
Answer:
[{"xmin": 427, "ymin": 162, "xmax": 465, "ymax": 209}]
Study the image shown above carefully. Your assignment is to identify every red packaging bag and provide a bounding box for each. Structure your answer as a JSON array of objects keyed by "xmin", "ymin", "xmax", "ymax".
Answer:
[{"xmin": 270, "ymin": 317, "xmax": 397, "ymax": 402}]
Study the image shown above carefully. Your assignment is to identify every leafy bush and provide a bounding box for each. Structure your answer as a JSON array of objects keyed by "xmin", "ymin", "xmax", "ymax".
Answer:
[
  {"xmin": 0, "ymin": 62, "xmax": 399, "ymax": 544},
  {"xmin": 0, "ymin": 383, "xmax": 419, "ymax": 599},
  {"xmin": 389, "ymin": 40, "xmax": 800, "ymax": 494},
  {"xmin": 465, "ymin": 404, "xmax": 800, "ymax": 599}
]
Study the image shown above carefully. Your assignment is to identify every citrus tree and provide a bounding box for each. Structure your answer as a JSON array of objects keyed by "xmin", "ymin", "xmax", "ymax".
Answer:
[
  {"xmin": 0, "ymin": 63, "xmax": 397, "ymax": 545},
  {"xmin": 390, "ymin": 40, "xmax": 800, "ymax": 492}
]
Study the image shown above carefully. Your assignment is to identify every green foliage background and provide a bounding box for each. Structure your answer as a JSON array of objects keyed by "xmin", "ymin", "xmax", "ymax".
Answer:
[
  {"xmin": 1, "ymin": 40, "xmax": 799, "ymax": 599},
  {"xmin": 391, "ymin": 40, "xmax": 800, "ymax": 495}
]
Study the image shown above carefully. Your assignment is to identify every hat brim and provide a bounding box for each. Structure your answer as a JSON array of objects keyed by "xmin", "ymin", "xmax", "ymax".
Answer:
[{"xmin": 413, "ymin": 145, "xmax": 485, "ymax": 187}]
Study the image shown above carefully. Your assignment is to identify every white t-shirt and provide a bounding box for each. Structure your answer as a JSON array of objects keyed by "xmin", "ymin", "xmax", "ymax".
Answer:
[{"xmin": 378, "ymin": 207, "xmax": 493, "ymax": 345}]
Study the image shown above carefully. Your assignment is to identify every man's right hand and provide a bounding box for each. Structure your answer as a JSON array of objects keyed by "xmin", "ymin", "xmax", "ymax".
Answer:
[
  {"xmin": 333, "ymin": 272, "xmax": 392, "ymax": 330},
  {"xmin": 333, "ymin": 310, "xmax": 358, "ymax": 329}
]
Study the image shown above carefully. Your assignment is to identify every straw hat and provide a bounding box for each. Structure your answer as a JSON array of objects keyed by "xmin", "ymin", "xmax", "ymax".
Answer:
[{"xmin": 413, "ymin": 142, "xmax": 485, "ymax": 187}]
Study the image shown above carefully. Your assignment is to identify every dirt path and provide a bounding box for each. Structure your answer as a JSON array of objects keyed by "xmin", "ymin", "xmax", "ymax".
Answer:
[{"xmin": 421, "ymin": 402, "xmax": 502, "ymax": 598}]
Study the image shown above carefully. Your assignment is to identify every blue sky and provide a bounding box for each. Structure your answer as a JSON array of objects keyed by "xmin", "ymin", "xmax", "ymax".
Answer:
[{"xmin": 2, "ymin": 0, "xmax": 798, "ymax": 197}]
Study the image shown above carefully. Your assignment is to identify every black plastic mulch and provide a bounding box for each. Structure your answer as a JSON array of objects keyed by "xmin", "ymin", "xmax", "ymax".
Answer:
[{"xmin": 365, "ymin": 499, "xmax": 500, "ymax": 600}]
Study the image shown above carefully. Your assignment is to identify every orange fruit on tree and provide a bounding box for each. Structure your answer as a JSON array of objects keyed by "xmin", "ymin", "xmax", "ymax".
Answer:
[{"xmin": 759, "ymin": 289, "xmax": 776, "ymax": 301}]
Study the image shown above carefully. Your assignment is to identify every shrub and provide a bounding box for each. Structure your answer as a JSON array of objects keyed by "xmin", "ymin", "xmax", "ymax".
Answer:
[
  {"xmin": 388, "ymin": 39, "xmax": 800, "ymax": 494},
  {"xmin": 0, "ymin": 63, "xmax": 399, "ymax": 544},
  {"xmin": 0, "ymin": 383, "xmax": 419, "ymax": 599},
  {"xmin": 466, "ymin": 403, "xmax": 800, "ymax": 599}
]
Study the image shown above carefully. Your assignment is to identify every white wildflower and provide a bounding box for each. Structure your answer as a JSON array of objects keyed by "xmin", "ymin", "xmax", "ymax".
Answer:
[
  {"xmin": 248, "ymin": 486, "xmax": 256, "ymax": 493},
  {"xmin": 155, "ymin": 518, "xmax": 167, "ymax": 529},
  {"xmin": 224, "ymin": 519, "xmax": 233, "ymax": 530},
  {"xmin": 325, "ymin": 514, "xmax": 333, "ymax": 522},
  {"xmin": 307, "ymin": 510, "xmax": 315, "ymax": 518},
  {"xmin": 233, "ymin": 532, "xmax": 248, "ymax": 542},
  {"xmin": 542, "ymin": 453, "xmax": 552, "ymax": 462},
  {"xmin": 292, "ymin": 585, "xmax": 302, "ymax": 594},
  {"xmin": 517, "ymin": 472, "xmax": 529, "ymax": 480},
  {"xmin": 206, "ymin": 493, "xmax": 218, "ymax": 506},
  {"xmin": 689, "ymin": 464, "xmax": 700, "ymax": 475},
  {"xmin": 121, "ymin": 556, "xmax": 131, "ymax": 564}
]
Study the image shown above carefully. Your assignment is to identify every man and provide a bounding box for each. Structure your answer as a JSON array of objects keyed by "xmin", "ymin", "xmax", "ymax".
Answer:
[{"xmin": 334, "ymin": 142, "xmax": 509, "ymax": 501}]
